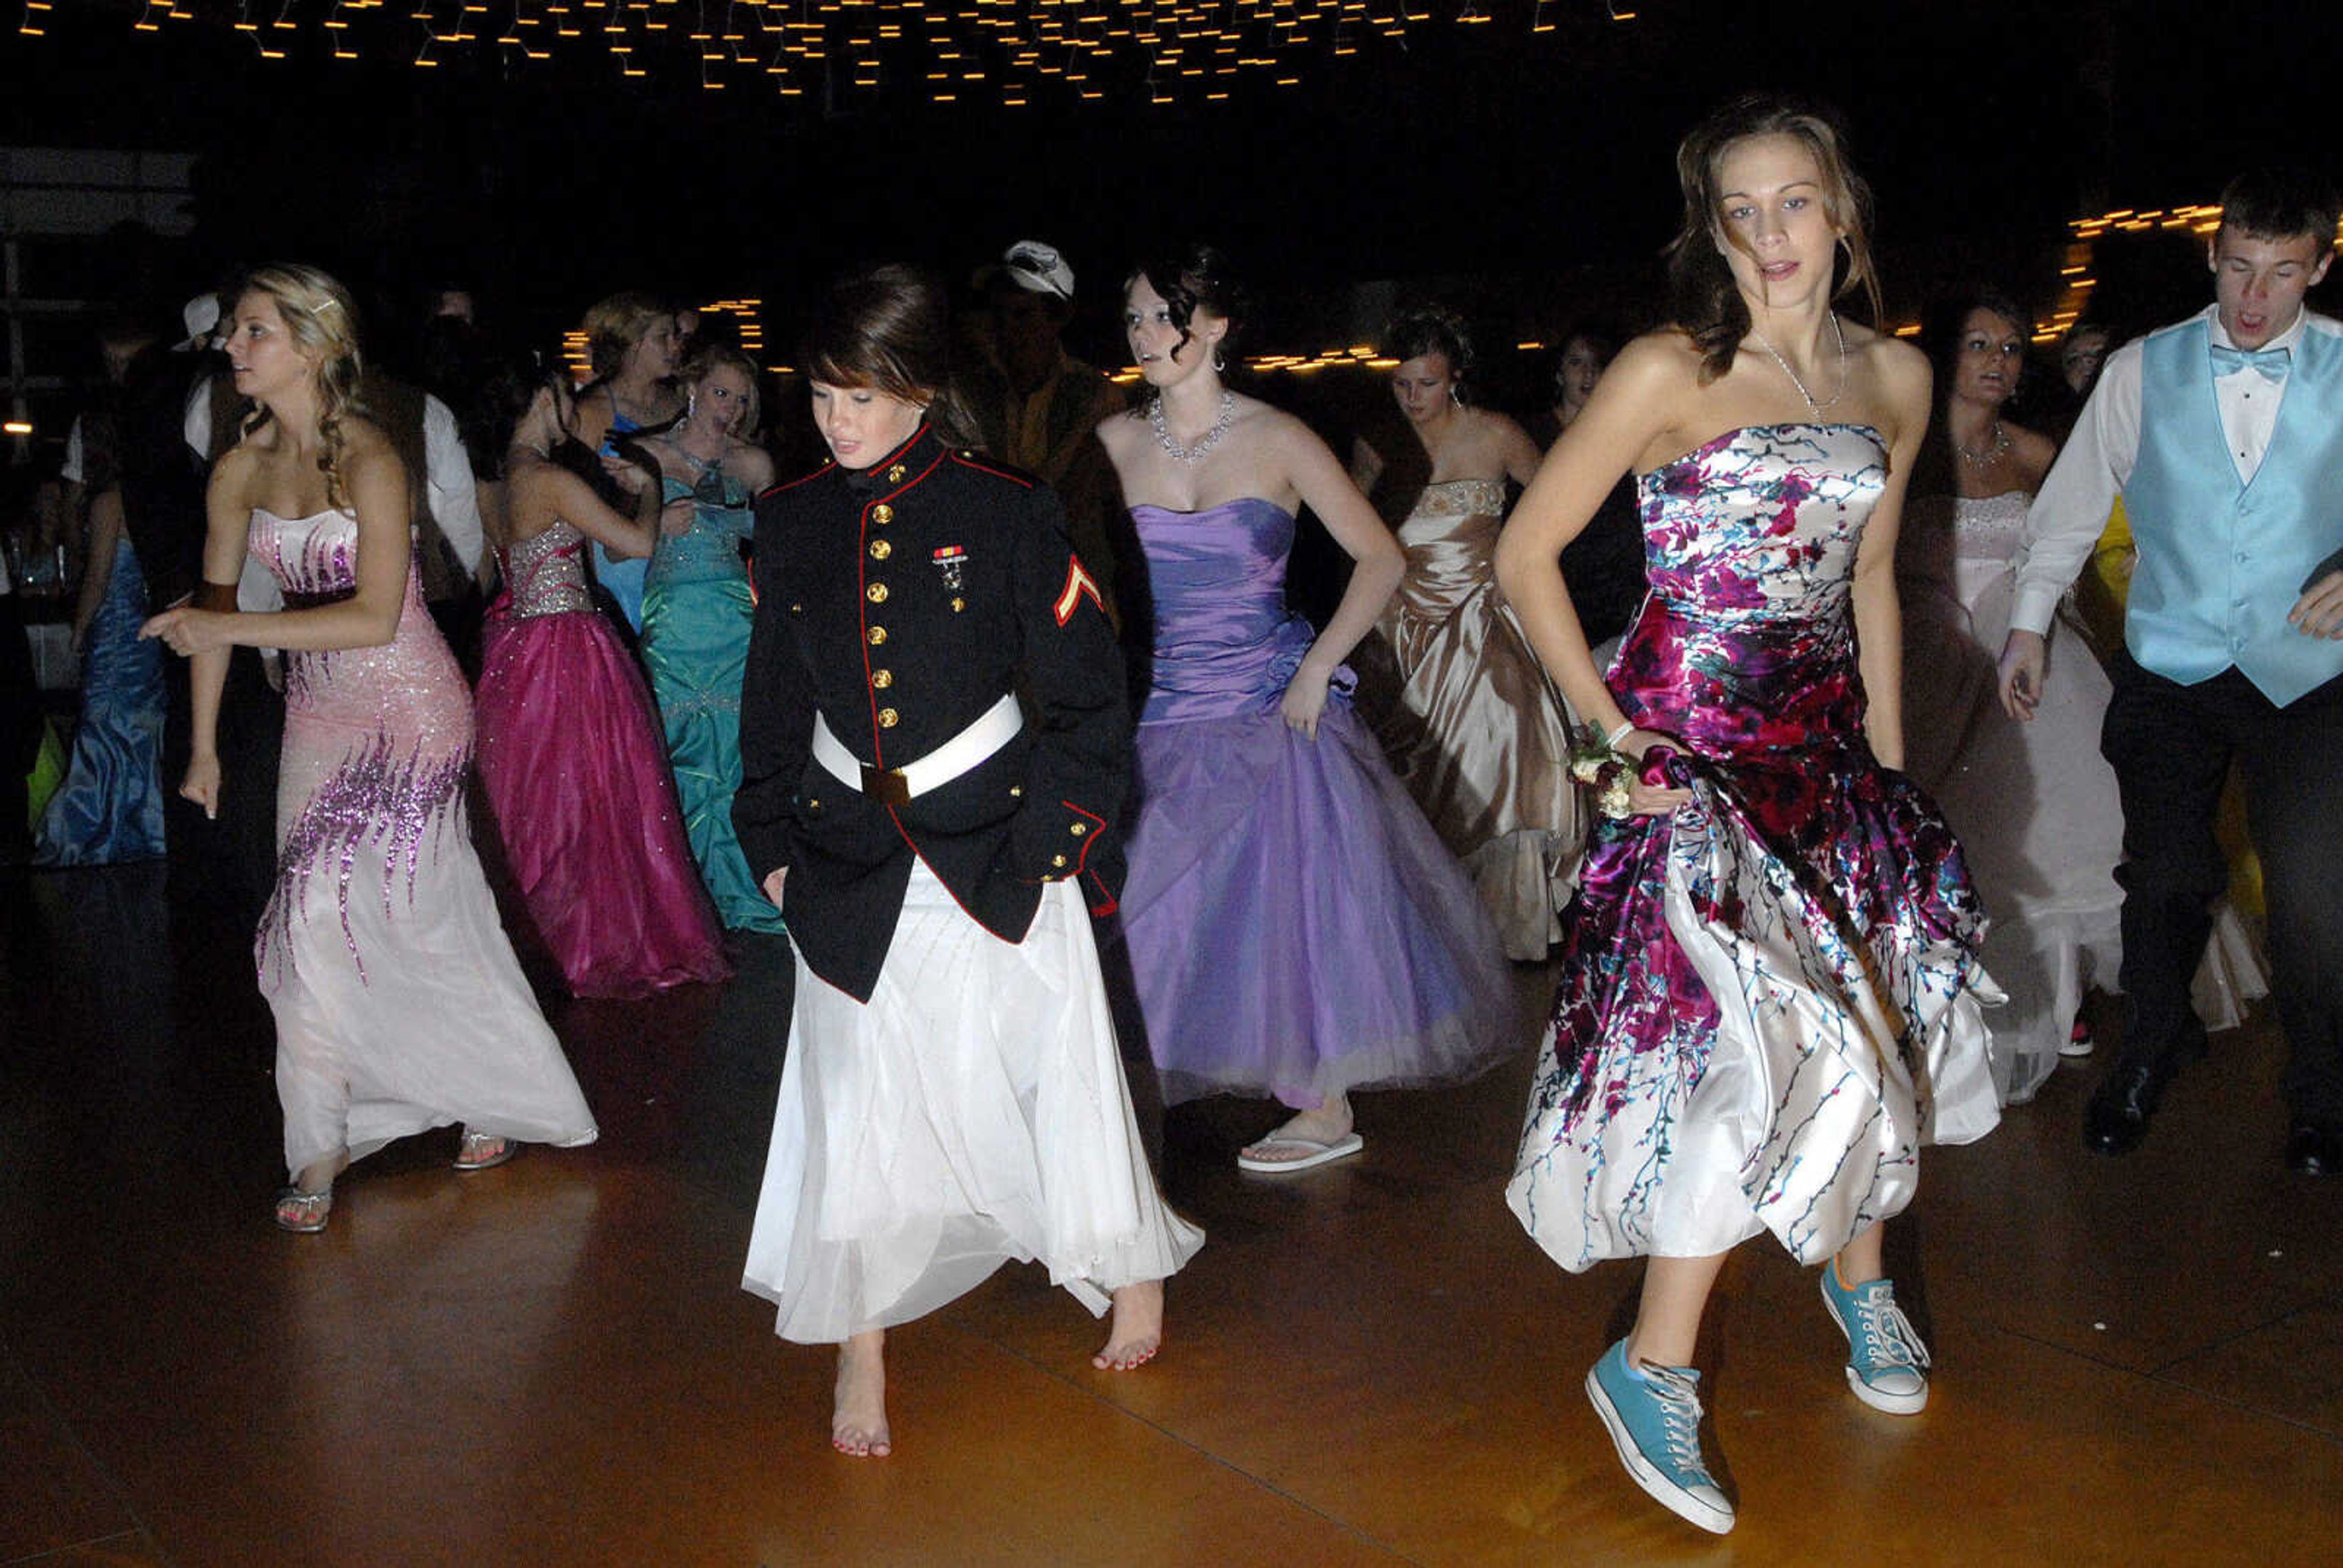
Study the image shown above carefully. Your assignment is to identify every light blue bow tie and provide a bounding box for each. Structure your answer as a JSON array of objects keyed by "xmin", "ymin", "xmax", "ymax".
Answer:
[{"xmin": 2212, "ymin": 343, "xmax": 2291, "ymax": 383}]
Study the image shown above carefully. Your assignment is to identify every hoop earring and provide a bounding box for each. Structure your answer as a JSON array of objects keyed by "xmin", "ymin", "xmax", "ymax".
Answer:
[
  {"xmin": 1211, "ymin": 348, "xmax": 1226, "ymax": 373},
  {"xmin": 1450, "ymin": 386, "xmax": 1463, "ymax": 409}
]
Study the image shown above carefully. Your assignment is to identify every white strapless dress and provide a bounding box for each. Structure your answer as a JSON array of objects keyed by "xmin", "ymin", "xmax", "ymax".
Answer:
[{"xmin": 1902, "ymin": 491, "xmax": 2267, "ymax": 1104}]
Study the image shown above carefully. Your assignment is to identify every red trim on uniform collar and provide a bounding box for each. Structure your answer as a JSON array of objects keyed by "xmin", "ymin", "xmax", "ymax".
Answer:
[
  {"xmin": 844, "ymin": 422, "xmax": 937, "ymax": 491},
  {"xmin": 760, "ymin": 461, "xmax": 833, "ymax": 502},
  {"xmin": 949, "ymin": 450, "xmax": 1038, "ymax": 489}
]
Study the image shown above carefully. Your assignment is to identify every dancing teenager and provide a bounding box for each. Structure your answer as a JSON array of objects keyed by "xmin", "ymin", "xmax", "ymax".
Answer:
[
  {"xmin": 735, "ymin": 267, "xmax": 1200, "ymax": 1459},
  {"xmin": 1494, "ymin": 101, "xmax": 2000, "ymax": 1534},
  {"xmin": 2001, "ymin": 168, "xmax": 2343, "ymax": 1171},
  {"xmin": 572, "ymin": 292, "xmax": 684, "ymax": 633},
  {"xmin": 472, "ymin": 378, "xmax": 730, "ymax": 998},
  {"xmin": 34, "ymin": 389, "xmax": 167, "ymax": 866},
  {"xmin": 636, "ymin": 345, "xmax": 786, "ymax": 934},
  {"xmin": 1100, "ymin": 246, "xmax": 1512, "ymax": 1172},
  {"xmin": 142, "ymin": 266, "xmax": 596, "ymax": 1233},
  {"xmin": 1899, "ymin": 290, "xmax": 2265, "ymax": 1102},
  {"xmin": 1351, "ymin": 307, "xmax": 1582, "ymax": 958}
]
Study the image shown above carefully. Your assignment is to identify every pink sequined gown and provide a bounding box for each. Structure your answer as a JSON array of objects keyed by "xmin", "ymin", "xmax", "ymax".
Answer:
[
  {"xmin": 474, "ymin": 519, "xmax": 730, "ymax": 998},
  {"xmin": 250, "ymin": 508, "xmax": 597, "ymax": 1182}
]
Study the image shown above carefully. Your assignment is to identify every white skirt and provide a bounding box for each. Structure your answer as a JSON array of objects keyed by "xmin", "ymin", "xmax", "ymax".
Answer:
[{"xmin": 743, "ymin": 860, "xmax": 1203, "ymax": 1343}]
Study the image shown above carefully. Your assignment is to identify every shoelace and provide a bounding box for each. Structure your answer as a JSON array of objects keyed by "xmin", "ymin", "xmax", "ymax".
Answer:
[
  {"xmin": 1638, "ymin": 1365, "xmax": 1716, "ymax": 1479},
  {"xmin": 1853, "ymin": 1291, "xmax": 1934, "ymax": 1373}
]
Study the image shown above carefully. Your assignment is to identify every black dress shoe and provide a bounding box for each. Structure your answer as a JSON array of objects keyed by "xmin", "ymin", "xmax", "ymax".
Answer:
[
  {"xmin": 2285, "ymin": 1123, "xmax": 2343, "ymax": 1176},
  {"xmin": 2083, "ymin": 1058, "xmax": 2173, "ymax": 1156}
]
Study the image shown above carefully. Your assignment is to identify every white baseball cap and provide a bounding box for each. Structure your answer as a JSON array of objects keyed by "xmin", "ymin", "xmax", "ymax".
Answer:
[
  {"xmin": 175, "ymin": 292, "xmax": 222, "ymax": 351},
  {"xmin": 1001, "ymin": 240, "xmax": 1074, "ymax": 301}
]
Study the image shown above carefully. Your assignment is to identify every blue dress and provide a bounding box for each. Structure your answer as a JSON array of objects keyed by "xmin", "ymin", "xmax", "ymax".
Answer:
[
  {"xmin": 35, "ymin": 538, "xmax": 165, "ymax": 866},
  {"xmin": 592, "ymin": 408, "xmax": 650, "ymax": 630},
  {"xmin": 641, "ymin": 467, "xmax": 783, "ymax": 932}
]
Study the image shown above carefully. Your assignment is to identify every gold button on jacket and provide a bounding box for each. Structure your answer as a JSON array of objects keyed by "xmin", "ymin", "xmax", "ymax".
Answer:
[{"xmin": 866, "ymin": 582, "xmax": 888, "ymax": 604}]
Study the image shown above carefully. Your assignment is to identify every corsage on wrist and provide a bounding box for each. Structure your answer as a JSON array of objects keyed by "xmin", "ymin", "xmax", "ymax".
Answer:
[{"xmin": 1567, "ymin": 722, "xmax": 1639, "ymax": 821}]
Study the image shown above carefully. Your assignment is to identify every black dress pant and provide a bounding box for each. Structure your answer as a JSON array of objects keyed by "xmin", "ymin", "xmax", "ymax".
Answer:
[{"xmin": 2101, "ymin": 655, "xmax": 2343, "ymax": 1124}]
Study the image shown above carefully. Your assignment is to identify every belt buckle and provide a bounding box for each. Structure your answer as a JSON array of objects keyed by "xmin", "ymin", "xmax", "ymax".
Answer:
[{"xmin": 860, "ymin": 762, "xmax": 912, "ymax": 808}]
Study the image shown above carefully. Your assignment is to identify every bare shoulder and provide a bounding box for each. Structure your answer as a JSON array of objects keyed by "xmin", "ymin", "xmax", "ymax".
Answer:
[
  {"xmin": 337, "ymin": 417, "xmax": 405, "ymax": 480},
  {"xmin": 1846, "ymin": 326, "xmax": 1932, "ymax": 445},
  {"xmin": 1095, "ymin": 400, "xmax": 1150, "ymax": 455},
  {"xmin": 730, "ymin": 441, "xmax": 776, "ymax": 489},
  {"xmin": 1853, "ymin": 326, "xmax": 1931, "ymax": 397},
  {"xmin": 1601, "ymin": 331, "xmax": 1708, "ymax": 417},
  {"xmin": 206, "ymin": 439, "xmax": 261, "ymax": 503},
  {"xmin": 1245, "ymin": 396, "xmax": 1325, "ymax": 453},
  {"xmin": 1466, "ymin": 406, "xmax": 1532, "ymax": 447},
  {"xmin": 2007, "ymin": 420, "xmax": 2059, "ymax": 484}
]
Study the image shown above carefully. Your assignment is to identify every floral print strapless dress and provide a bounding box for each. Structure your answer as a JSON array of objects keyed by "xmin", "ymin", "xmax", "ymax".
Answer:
[{"xmin": 1507, "ymin": 426, "xmax": 2001, "ymax": 1271}]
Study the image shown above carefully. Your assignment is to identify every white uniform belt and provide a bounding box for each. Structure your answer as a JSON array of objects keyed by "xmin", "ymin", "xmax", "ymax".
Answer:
[{"xmin": 811, "ymin": 693, "xmax": 1023, "ymax": 808}]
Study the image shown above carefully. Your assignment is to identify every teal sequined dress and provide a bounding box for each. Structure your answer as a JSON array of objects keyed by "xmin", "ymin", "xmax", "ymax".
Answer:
[{"xmin": 642, "ymin": 464, "xmax": 785, "ymax": 933}]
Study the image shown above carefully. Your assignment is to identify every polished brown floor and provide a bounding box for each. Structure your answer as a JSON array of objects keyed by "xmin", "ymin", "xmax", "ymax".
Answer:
[{"xmin": 4, "ymin": 861, "xmax": 2340, "ymax": 1566}]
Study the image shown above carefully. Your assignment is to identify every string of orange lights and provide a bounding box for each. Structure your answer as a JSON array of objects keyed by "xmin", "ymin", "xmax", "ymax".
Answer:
[{"xmin": 27, "ymin": 0, "xmax": 1644, "ymax": 105}]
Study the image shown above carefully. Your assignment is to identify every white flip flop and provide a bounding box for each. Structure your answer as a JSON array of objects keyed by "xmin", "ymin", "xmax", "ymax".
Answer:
[{"xmin": 1236, "ymin": 1131, "xmax": 1364, "ymax": 1173}]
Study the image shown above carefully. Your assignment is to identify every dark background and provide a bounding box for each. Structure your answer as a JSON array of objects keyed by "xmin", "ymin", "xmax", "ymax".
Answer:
[{"xmin": 4, "ymin": 0, "xmax": 2336, "ymax": 373}]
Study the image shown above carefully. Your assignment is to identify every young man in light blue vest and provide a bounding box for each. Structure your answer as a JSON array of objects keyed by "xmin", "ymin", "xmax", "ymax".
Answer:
[{"xmin": 1999, "ymin": 167, "xmax": 2343, "ymax": 1170}]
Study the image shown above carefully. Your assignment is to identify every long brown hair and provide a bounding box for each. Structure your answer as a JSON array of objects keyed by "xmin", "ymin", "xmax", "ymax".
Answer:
[
  {"xmin": 237, "ymin": 264, "xmax": 367, "ymax": 511},
  {"xmin": 799, "ymin": 264, "xmax": 978, "ymax": 449},
  {"xmin": 1665, "ymin": 95, "xmax": 1884, "ymax": 383}
]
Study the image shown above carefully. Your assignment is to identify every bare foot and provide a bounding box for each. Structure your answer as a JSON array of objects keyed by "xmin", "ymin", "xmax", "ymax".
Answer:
[
  {"xmin": 1238, "ymin": 1094, "xmax": 1356, "ymax": 1167},
  {"xmin": 832, "ymin": 1330, "xmax": 891, "ymax": 1458},
  {"xmin": 1095, "ymin": 1281, "xmax": 1165, "ymax": 1370}
]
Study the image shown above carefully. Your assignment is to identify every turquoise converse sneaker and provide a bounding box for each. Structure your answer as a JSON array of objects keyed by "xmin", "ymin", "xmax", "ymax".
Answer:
[
  {"xmin": 1585, "ymin": 1339, "xmax": 1734, "ymax": 1534},
  {"xmin": 1820, "ymin": 1264, "xmax": 1932, "ymax": 1414}
]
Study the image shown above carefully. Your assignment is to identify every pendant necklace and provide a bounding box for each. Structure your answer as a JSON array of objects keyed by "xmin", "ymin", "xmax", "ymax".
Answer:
[
  {"xmin": 1749, "ymin": 312, "xmax": 1849, "ymax": 416},
  {"xmin": 1150, "ymin": 390, "xmax": 1237, "ymax": 465}
]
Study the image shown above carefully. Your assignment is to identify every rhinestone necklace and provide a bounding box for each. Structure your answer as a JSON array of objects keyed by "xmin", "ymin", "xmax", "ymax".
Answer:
[
  {"xmin": 1748, "ymin": 312, "xmax": 1849, "ymax": 416},
  {"xmin": 1956, "ymin": 421, "xmax": 2012, "ymax": 467},
  {"xmin": 1150, "ymin": 390, "xmax": 1237, "ymax": 464}
]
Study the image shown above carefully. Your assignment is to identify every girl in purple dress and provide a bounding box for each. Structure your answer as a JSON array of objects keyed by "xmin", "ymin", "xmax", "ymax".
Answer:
[
  {"xmin": 1097, "ymin": 246, "xmax": 1513, "ymax": 1173},
  {"xmin": 1493, "ymin": 99, "xmax": 2001, "ymax": 1534}
]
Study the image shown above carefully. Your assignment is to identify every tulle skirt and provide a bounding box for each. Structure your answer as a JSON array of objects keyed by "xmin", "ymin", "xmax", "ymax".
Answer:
[
  {"xmin": 474, "ymin": 608, "xmax": 729, "ymax": 999},
  {"xmin": 1118, "ymin": 702, "xmax": 1516, "ymax": 1109}
]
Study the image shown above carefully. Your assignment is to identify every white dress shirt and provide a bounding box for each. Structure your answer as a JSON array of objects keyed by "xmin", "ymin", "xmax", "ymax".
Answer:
[{"xmin": 2011, "ymin": 304, "xmax": 2336, "ymax": 637}]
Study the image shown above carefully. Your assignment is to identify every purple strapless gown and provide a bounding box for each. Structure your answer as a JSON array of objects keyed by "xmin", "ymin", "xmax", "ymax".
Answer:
[
  {"xmin": 1118, "ymin": 498, "xmax": 1514, "ymax": 1109},
  {"xmin": 1507, "ymin": 425, "xmax": 2001, "ymax": 1273},
  {"xmin": 475, "ymin": 521, "xmax": 730, "ymax": 999}
]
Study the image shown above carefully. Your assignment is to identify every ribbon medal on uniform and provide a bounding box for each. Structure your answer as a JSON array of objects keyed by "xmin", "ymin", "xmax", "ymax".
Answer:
[{"xmin": 931, "ymin": 545, "xmax": 968, "ymax": 594}]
